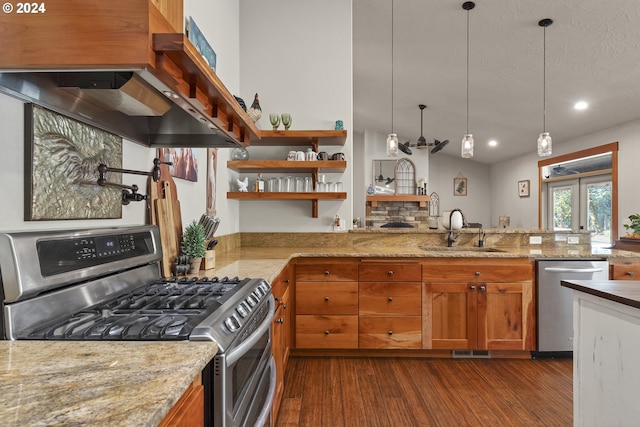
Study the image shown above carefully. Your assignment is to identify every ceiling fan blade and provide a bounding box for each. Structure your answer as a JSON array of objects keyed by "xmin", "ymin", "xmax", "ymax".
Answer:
[
  {"xmin": 399, "ymin": 141, "xmax": 412, "ymax": 155},
  {"xmin": 430, "ymin": 139, "xmax": 450, "ymax": 154}
]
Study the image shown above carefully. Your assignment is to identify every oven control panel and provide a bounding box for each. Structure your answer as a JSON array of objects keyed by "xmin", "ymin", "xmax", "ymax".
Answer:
[{"xmin": 37, "ymin": 231, "xmax": 155, "ymax": 276}]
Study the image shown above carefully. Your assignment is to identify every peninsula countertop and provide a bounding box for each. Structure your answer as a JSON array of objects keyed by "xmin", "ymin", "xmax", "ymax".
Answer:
[{"xmin": 0, "ymin": 341, "xmax": 218, "ymax": 427}]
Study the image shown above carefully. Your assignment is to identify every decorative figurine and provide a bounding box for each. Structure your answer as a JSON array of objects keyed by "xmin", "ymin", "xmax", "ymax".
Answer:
[
  {"xmin": 237, "ymin": 177, "xmax": 249, "ymax": 192},
  {"xmin": 247, "ymin": 93, "xmax": 262, "ymax": 123}
]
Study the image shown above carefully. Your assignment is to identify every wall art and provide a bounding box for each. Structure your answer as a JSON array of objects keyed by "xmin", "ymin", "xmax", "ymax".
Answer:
[
  {"xmin": 157, "ymin": 148, "xmax": 198, "ymax": 182},
  {"xmin": 518, "ymin": 179, "xmax": 530, "ymax": 197},
  {"xmin": 454, "ymin": 177, "xmax": 468, "ymax": 196},
  {"xmin": 24, "ymin": 104, "xmax": 123, "ymax": 221}
]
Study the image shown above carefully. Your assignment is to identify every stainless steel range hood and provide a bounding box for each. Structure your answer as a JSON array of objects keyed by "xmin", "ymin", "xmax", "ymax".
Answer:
[{"xmin": 0, "ymin": 70, "xmax": 240, "ymax": 148}]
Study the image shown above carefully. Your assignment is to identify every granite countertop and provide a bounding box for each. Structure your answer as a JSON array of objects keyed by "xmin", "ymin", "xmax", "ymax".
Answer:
[
  {"xmin": 0, "ymin": 341, "xmax": 218, "ymax": 427},
  {"xmin": 561, "ymin": 279, "xmax": 640, "ymax": 310},
  {"xmin": 211, "ymin": 245, "xmax": 636, "ymax": 283}
]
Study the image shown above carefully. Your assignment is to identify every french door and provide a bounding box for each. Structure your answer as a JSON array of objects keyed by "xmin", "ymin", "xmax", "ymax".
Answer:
[{"xmin": 546, "ymin": 174, "xmax": 612, "ymax": 247}]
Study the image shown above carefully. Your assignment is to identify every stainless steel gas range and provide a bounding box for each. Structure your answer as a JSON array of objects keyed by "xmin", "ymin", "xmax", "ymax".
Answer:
[{"xmin": 0, "ymin": 225, "xmax": 275, "ymax": 427}]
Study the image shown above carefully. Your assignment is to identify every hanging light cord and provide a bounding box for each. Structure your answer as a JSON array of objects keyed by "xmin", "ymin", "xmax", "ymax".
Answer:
[
  {"xmin": 466, "ymin": 6, "xmax": 470, "ymax": 135},
  {"xmin": 391, "ymin": 0, "xmax": 394, "ymax": 134},
  {"xmin": 542, "ymin": 23, "xmax": 546, "ymax": 133}
]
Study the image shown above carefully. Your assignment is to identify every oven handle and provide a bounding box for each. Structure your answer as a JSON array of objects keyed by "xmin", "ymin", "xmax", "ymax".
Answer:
[
  {"xmin": 226, "ymin": 295, "xmax": 275, "ymax": 366},
  {"xmin": 254, "ymin": 355, "xmax": 277, "ymax": 427}
]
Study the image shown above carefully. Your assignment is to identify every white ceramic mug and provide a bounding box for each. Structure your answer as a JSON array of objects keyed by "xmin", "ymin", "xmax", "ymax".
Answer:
[
  {"xmin": 305, "ymin": 150, "xmax": 317, "ymax": 161},
  {"xmin": 287, "ymin": 151, "xmax": 296, "ymax": 161},
  {"xmin": 295, "ymin": 151, "xmax": 305, "ymax": 161}
]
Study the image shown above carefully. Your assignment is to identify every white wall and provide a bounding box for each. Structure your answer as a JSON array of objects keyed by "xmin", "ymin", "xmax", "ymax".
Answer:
[
  {"xmin": 237, "ymin": 0, "xmax": 353, "ymax": 232},
  {"xmin": 490, "ymin": 119, "xmax": 640, "ymax": 232}
]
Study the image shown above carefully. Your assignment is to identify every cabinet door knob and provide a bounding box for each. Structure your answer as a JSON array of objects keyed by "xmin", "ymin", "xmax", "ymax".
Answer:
[
  {"xmin": 324, "ymin": 270, "xmax": 330, "ymax": 276},
  {"xmin": 324, "ymin": 330, "xmax": 330, "ymax": 335},
  {"xmin": 388, "ymin": 271, "xmax": 394, "ymax": 276},
  {"xmin": 276, "ymin": 318, "xmax": 284, "ymax": 324},
  {"xmin": 475, "ymin": 271, "xmax": 481, "ymax": 277},
  {"xmin": 470, "ymin": 285, "xmax": 476, "ymax": 290},
  {"xmin": 480, "ymin": 285, "xmax": 486, "ymax": 292},
  {"xmin": 388, "ymin": 330, "xmax": 393, "ymax": 335},
  {"xmin": 274, "ymin": 296, "xmax": 281, "ymax": 302},
  {"xmin": 285, "ymin": 279, "xmax": 290, "ymax": 283},
  {"xmin": 283, "ymin": 303, "xmax": 287, "ymax": 309},
  {"xmin": 324, "ymin": 296, "xmax": 330, "ymax": 302},
  {"xmin": 627, "ymin": 271, "xmax": 635, "ymax": 277},
  {"xmin": 388, "ymin": 297, "xmax": 393, "ymax": 302}
]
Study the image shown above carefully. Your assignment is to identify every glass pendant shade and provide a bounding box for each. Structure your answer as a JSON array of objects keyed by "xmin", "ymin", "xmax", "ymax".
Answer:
[
  {"xmin": 387, "ymin": 133, "xmax": 399, "ymax": 157},
  {"xmin": 461, "ymin": 134, "xmax": 474, "ymax": 158},
  {"xmin": 537, "ymin": 132, "xmax": 552, "ymax": 156}
]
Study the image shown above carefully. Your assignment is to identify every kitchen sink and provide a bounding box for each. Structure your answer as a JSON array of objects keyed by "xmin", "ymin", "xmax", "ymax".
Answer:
[{"xmin": 419, "ymin": 246, "xmax": 506, "ymax": 253}]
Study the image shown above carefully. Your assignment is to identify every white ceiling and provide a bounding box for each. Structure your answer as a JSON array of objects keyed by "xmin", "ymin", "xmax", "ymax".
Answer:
[{"xmin": 353, "ymin": 0, "xmax": 640, "ymax": 164}]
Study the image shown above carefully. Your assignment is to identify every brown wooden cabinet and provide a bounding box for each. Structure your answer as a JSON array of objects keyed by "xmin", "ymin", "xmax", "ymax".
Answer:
[
  {"xmin": 158, "ymin": 376, "xmax": 204, "ymax": 427},
  {"xmin": 358, "ymin": 262, "xmax": 422, "ymax": 349},
  {"xmin": 270, "ymin": 266, "xmax": 291, "ymax": 422},
  {"xmin": 610, "ymin": 258, "xmax": 640, "ymax": 280},
  {"xmin": 422, "ymin": 258, "xmax": 535, "ymax": 351},
  {"xmin": 294, "ymin": 260, "xmax": 359, "ymax": 348}
]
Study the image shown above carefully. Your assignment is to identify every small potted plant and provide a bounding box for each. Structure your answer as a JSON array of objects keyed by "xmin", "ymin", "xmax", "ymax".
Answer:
[
  {"xmin": 623, "ymin": 214, "xmax": 640, "ymax": 239},
  {"xmin": 182, "ymin": 220, "xmax": 207, "ymax": 273}
]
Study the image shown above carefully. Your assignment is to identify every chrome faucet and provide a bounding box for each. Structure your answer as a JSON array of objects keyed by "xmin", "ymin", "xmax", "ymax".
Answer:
[{"xmin": 446, "ymin": 209, "xmax": 465, "ymax": 247}]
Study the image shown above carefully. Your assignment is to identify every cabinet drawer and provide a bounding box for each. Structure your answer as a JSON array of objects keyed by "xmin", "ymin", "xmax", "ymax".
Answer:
[
  {"xmin": 610, "ymin": 264, "xmax": 640, "ymax": 280},
  {"xmin": 295, "ymin": 315, "xmax": 358, "ymax": 348},
  {"xmin": 359, "ymin": 316, "xmax": 422, "ymax": 349},
  {"xmin": 359, "ymin": 282, "xmax": 421, "ymax": 315},
  {"xmin": 423, "ymin": 260, "xmax": 532, "ymax": 282},
  {"xmin": 296, "ymin": 263, "xmax": 358, "ymax": 281},
  {"xmin": 359, "ymin": 263, "xmax": 422, "ymax": 282},
  {"xmin": 296, "ymin": 282, "xmax": 359, "ymax": 314}
]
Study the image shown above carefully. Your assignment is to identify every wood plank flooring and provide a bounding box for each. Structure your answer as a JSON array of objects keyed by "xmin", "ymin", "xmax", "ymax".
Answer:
[{"xmin": 275, "ymin": 357, "xmax": 572, "ymax": 427}]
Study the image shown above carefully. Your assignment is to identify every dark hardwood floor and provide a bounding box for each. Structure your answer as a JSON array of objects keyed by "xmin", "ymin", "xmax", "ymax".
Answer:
[{"xmin": 275, "ymin": 356, "xmax": 572, "ymax": 427}]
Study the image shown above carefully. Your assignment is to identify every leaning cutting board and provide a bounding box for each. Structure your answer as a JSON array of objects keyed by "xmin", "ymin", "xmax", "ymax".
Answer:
[{"xmin": 155, "ymin": 197, "xmax": 177, "ymax": 277}]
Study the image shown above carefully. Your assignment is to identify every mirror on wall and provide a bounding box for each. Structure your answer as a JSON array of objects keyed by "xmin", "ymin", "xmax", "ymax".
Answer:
[{"xmin": 372, "ymin": 159, "xmax": 397, "ymax": 194}]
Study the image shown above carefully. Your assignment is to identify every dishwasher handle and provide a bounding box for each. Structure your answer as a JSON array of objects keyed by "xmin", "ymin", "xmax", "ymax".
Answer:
[{"xmin": 543, "ymin": 267, "xmax": 604, "ymax": 273}]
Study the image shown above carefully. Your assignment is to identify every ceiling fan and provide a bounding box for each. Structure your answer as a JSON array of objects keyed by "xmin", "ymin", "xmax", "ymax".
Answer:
[{"xmin": 411, "ymin": 104, "xmax": 449, "ymax": 154}]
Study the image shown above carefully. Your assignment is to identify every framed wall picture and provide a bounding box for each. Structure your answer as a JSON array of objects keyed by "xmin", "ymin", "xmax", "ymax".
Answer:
[
  {"xmin": 518, "ymin": 179, "xmax": 530, "ymax": 197},
  {"xmin": 157, "ymin": 148, "xmax": 199, "ymax": 182},
  {"xmin": 24, "ymin": 104, "xmax": 123, "ymax": 220},
  {"xmin": 454, "ymin": 177, "xmax": 467, "ymax": 196}
]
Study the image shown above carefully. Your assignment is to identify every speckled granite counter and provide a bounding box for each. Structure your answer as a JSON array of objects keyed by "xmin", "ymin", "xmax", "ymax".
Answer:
[{"xmin": 0, "ymin": 341, "xmax": 218, "ymax": 427}]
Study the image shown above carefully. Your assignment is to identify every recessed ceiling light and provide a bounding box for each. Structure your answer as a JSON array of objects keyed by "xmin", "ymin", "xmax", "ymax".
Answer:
[
  {"xmin": 488, "ymin": 139, "xmax": 498, "ymax": 147},
  {"xmin": 574, "ymin": 101, "xmax": 589, "ymax": 110}
]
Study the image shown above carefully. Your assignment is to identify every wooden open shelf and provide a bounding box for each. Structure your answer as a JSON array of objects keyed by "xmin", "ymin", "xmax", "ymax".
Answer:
[
  {"xmin": 227, "ymin": 192, "xmax": 347, "ymax": 218},
  {"xmin": 367, "ymin": 195, "xmax": 431, "ymax": 207},
  {"xmin": 227, "ymin": 160, "xmax": 346, "ymax": 173},
  {"xmin": 257, "ymin": 130, "xmax": 347, "ymax": 152}
]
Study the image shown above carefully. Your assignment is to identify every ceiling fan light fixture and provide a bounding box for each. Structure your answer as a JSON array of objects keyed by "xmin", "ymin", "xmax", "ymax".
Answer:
[
  {"xmin": 461, "ymin": 1, "xmax": 475, "ymax": 159},
  {"xmin": 415, "ymin": 104, "xmax": 431, "ymax": 149},
  {"xmin": 537, "ymin": 18, "xmax": 553, "ymax": 157}
]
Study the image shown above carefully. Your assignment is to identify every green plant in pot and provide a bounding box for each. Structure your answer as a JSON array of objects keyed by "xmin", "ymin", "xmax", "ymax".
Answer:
[
  {"xmin": 624, "ymin": 214, "xmax": 640, "ymax": 238},
  {"xmin": 182, "ymin": 220, "xmax": 207, "ymax": 273}
]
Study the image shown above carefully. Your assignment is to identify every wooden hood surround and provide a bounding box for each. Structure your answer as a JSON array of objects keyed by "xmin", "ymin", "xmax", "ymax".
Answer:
[{"xmin": 0, "ymin": 0, "xmax": 259, "ymax": 148}]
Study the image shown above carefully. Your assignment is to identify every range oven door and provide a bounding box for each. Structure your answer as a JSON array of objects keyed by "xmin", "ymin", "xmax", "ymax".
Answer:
[{"xmin": 210, "ymin": 298, "xmax": 275, "ymax": 427}]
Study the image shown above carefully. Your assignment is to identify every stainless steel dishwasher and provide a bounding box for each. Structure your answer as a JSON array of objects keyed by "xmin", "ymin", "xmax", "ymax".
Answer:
[{"xmin": 534, "ymin": 259, "xmax": 609, "ymax": 358}]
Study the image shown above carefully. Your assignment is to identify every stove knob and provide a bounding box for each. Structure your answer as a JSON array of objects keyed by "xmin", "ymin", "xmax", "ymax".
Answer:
[
  {"xmin": 236, "ymin": 304, "xmax": 249, "ymax": 318},
  {"xmin": 246, "ymin": 295, "xmax": 257, "ymax": 307},
  {"xmin": 260, "ymin": 283, "xmax": 270, "ymax": 293},
  {"xmin": 224, "ymin": 316, "xmax": 240, "ymax": 332},
  {"xmin": 240, "ymin": 301, "xmax": 252, "ymax": 313},
  {"xmin": 253, "ymin": 289, "xmax": 263, "ymax": 299}
]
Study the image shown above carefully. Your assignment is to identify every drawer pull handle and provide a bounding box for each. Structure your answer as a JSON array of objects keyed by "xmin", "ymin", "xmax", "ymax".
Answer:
[
  {"xmin": 388, "ymin": 297, "xmax": 393, "ymax": 302},
  {"xmin": 274, "ymin": 297, "xmax": 281, "ymax": 302},
  {"xmin": 388, "ymin": 330, "xmax": 393, "ymax": 335},
  {"xmin": 324, "ymin": 296, "xmax": 330, "ymax": 302},
  {"xmin": 324, "ymin": 330, "xmax": 330, "ymax": 335},
  {"xmin": 475, "ymin": 271, "xmax": 481, "ymax": 277},
  {"xmin": 470, "ymin": 285, "xmax": 476, "ymax": 290},
  {"xmin": 324, "ymin": 270, "xmax": 330, "ymax": 276},
  {"xmin": 283, "ymin": 303, "xmax": 287, "ymax": 309},
  {"xmin": 276, "ymin": 318, "xmax": 284, "ymax": 324},
  {"xmin": 388, "ymin": 271, "xmax": 394, "ymax": 276},
  {"xmin": 627, "ymin": 271, "xmax": 635, "ymax": 277},
  {"xmin": 480, "ymin": 285, "xmax": 486, "ymax": 292},
  {"xmin": 285, "ymin": 279, "xmax": 290, "ymax": 283}
]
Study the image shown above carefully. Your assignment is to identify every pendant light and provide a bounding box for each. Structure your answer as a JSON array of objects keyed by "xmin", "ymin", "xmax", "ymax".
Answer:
[
  {"xmin": 461, "ymin": 1, "xmax": 475, "ymax": 159},
  {"xmin": 537, "ymin": 18, "xmax": 553, "ymax": 157},
  {"xmin": 386, "ymin": 0, "xmax": 398, "ymax": 157}
]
